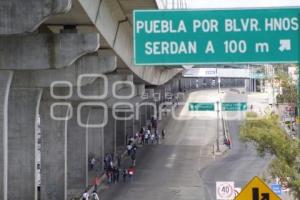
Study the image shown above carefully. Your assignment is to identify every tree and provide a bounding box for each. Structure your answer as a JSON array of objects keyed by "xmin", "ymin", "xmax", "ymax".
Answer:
[
  {"xmin": 275, "ymin": 71, "xmax": 297, "ymax": 105},
  {"xmin": 240, "ymin": 114, "xmax": 300, "ymax": 198}
]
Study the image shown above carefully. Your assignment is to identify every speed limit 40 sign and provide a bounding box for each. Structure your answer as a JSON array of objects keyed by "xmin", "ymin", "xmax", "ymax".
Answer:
[{"xmin": 216, "ymin": 182, "xmax": 235, "ymax": 200}]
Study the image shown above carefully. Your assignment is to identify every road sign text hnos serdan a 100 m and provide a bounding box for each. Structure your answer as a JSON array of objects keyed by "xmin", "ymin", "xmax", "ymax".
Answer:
[{"xmin": 133, "ymin": 8, "xmax": 300, "ymax": 65}]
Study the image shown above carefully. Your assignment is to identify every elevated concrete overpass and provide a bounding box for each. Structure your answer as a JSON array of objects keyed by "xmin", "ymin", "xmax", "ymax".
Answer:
[{"xmin": 0, "ymin": 0, "xmax": 186, "ymax": 200}]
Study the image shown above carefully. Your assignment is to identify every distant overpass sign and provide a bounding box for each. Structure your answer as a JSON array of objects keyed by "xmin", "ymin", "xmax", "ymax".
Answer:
[
  {"xmin": 133, "ymin": 8, "xmax": 300, "ymax": 65},
  {"xmin": 189, "ymin": 102, "xmax": 215, "ymax": 111},
  {"xmin": 222, "ymin": 102, "xmax": 247, "ymax": 111}
]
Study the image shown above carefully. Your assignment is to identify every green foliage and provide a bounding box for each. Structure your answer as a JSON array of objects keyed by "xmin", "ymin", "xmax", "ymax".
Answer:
[
  {"xmin": 246, "ymin": 112, "xmax": 258, "ymax": 118},
  {"xmin": 240, "ymin": 114, "xmax": 300, "ymax": 198},
  {"xmin": 274, "ymin": 69, "xmax": 297, "ymax": 105}
]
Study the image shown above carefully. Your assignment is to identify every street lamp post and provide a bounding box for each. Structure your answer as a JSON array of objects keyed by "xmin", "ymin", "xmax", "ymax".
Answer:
[{"xmin": 216, "ymin": 101, "xmax": 220, "ymax": 152}]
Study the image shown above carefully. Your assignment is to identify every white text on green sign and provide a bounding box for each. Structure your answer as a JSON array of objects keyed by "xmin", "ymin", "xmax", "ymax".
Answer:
[
  {"xmin": 222, "ymin": 102, "xmax": 247, "ymax": 111},
  {"xmin": 133, "ymin": 8, "xmax": 300, "ymax": 65},
  {"xmin": 189, "ymin": 103, "xmax": 215, "ymax": 111}
]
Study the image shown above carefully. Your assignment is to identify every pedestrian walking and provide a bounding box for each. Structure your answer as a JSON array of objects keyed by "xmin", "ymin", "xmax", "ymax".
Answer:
[
  {"xmin": 117, "ymin": 154, "xmax": 121, "ymax": 168},
  {"xmin": 227, "ymin": 138, "xmax": 232, "ymax": 149},
  {"xmin": 107, "ymin": 170, "xmax": 113, "ymax": 184},
  {"xmin": 161, "ymin": 129, "xmax": 166, "ymax": 139},
  {"xmin": 140, "ymin": 131, "xmax": 145, "ymax": 145},
  {"xmin": 132, "ymin": 143, "xmax": 137, "ymax": 154},
  {"xmin": 122, "ymin": 168, "xmax": 128, "ymax": 183},
  {"xmin": 151, "ymin": 116, "xmax": 157, "ymax": 129},
  {"xmin": 148, "ymin": 124, "xmax": 152, "ymax": 131},
  {"xmin": 155, "ymin": 130, "xmax": 160, "ymax": 144},
  {"xmin": 145, "ymin": 131, "xmax": 149, "ymax": 144},
  {"xmin": 151, "ymin": 133, "xmax": 155, "ymax": 144},
  {"xmin": 131, "ymin": 153, "xmax": 136, "ymax": 166},
  {"xmin": 91, "ymin": 190, "xmax": 100, "ymax": 200},
  {"xmin": 89, "ymin": 157, "xmax": 96, "ymax": 170},
  {"xmin": 82, "ymin": 190, "xmax": 89, "ymax": 200},
  {"xmin": 127, "ymin": 143, "xmax": 132, "ymax": 156},
  {"xmin": 113, "ymin": 167, "xmax": 119, "ymax": 183}
]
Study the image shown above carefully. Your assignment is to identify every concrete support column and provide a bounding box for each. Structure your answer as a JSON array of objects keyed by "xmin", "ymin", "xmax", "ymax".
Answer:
[
  {"xmin": 40, "ymin": 101, "xmax": 70, "ymax": 200},
  {"xmin": 0, "ymin": 71, "xmax": 13, "ymax": 200},
  {"xmin": 104, "ymin": 108, "xmax": 116, "ymax": 155},
  {"xmin": 125, "ymin": 113, "xmax": 134, "ymax": 139},
  {"xmin": 134, "ymin": 108, "xmax": 141, "ymax": 135},
  {"xmin": 115, "ymin": 112, "xmax": 126, "ymax": 148},
  {"xmin": 7, "ymin": 88, "xmax": 42, "ymax": 200},
  {"xmin": 87, "ymin": 108, "xmax": 104, "ymax": 172},
  {"xmin": 67, "ymin": 105, "xmax": 89, "ymax": 198},
  {"xmin": 139, "ymin": 105, "xmax": 147, "ymax": 128}
]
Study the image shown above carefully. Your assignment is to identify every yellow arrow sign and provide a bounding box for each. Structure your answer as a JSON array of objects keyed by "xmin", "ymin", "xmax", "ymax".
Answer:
[{"xmin": 234, "ymin": 176, "xmax": 281, "ymax": 200}]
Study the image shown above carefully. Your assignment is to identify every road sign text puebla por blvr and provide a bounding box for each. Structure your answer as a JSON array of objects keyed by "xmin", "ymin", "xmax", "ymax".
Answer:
[{"xmin": 133, "ymin": 8, "xmax": 300, "ymax": 65}]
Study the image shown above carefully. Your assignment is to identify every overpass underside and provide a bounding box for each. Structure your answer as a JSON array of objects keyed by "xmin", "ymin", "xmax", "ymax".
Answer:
[{"xmin": 0, "ymin": 0, "xmax": 184, "ymax": 199}]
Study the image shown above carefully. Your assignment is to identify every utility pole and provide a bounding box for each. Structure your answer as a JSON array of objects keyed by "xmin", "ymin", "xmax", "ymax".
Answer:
[
  {"xmin": 216, "ymin": 101, "xmax": 220, "ymax": 152},
  {"xmin": 298, "ymin": 65, "xmax": 300, "ymax": 139}
]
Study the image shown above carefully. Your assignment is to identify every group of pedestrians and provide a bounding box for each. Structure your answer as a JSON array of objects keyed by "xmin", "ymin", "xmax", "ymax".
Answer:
[
  {"xmin": 136, "ymin": 117, "xmax": 166, "ymax": 145},
  {"xmin": 83, "ymin": 189, "xmax": 99, "ymax": 200},
  {"xmin": 82, "ymin": 116, "xmax": 167, "ymax": 199},
  {"xmin": 103, "ymin": 153, "xmax": 123, "ymax": 185}
]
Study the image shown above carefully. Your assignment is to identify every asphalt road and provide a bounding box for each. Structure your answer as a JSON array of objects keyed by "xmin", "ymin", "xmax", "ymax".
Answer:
[
  {"xmin": 199, "ymin": 120, "xmax": 271, "ymax": 199},
  {"xmin": 99, "ymin": 89, "xmax": 272, "ymax": 200}
]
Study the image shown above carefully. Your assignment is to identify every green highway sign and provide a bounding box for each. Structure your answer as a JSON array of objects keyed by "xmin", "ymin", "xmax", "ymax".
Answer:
[
  {"xmin": 133, "ymin": 8, "xmax": 300, "ymax": 65},
  {"xmin": 189, "ymin": 102, "xmax": 215, "ymax": 111},
  {"xmin": 250, "ymin": 73, "xmax": 266, "ymax": 79},
  {"xmin": 222, "ymin": 102, "xmax": 247, "ymax": 111}
]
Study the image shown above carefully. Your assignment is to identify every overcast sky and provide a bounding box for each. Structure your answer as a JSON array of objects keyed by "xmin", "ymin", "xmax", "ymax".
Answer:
[
  {"xmin": 157, "ymin": 0, "xmax": 300, "ymax": 9},
  {"xmin": 187, "ymin": 0, "xmax": 300, "ymax": 9}
]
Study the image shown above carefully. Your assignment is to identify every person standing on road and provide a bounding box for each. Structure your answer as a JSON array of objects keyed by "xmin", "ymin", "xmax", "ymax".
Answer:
[
  {"xmin": 161, "ymin": 129, "xmax": 166, "ymax": 139},
  {"xmin": 117, "ymin": 154, "xmax": 121, "ymax": 168},
  {"xmin": 82, "ymin": 189, "xmax": 89, "ymax": 200},
  {"xmin": 139, "ymin": 128, "xmax": 145, "ymax": 144},
  {"xmin": 90, "ymin": 157, "xmax": 96, "ymax": 170},
  {"xmin": 150, "ymin": 132, "xmax": 155, "ymax": 144},
  {"xmin": 131, "ymin": 153, "xmax": 136, "ymax": 166},
  {"xmin": 122, "ymin": 168, "xmax": 128, "ymax": 183},
  {"xmin": 127, "ymin": 142, "xmax": 132, "ymax": 156},
  {"xmin": 155, "ymin": 129, "xmax": 160, "ymax": 144},
  {"xmin": 145, "ymin": 131, "xmax": 149, "ymax": 144},
  {"xmin": 113, "ymin": 167, "xmax": 120, "ymax": 183}
]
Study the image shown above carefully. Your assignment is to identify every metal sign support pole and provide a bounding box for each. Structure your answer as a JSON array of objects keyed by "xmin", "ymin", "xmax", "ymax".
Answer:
[{"xmin": 216, "ymin": 101, "xmax": 220, "ymax": 152}]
